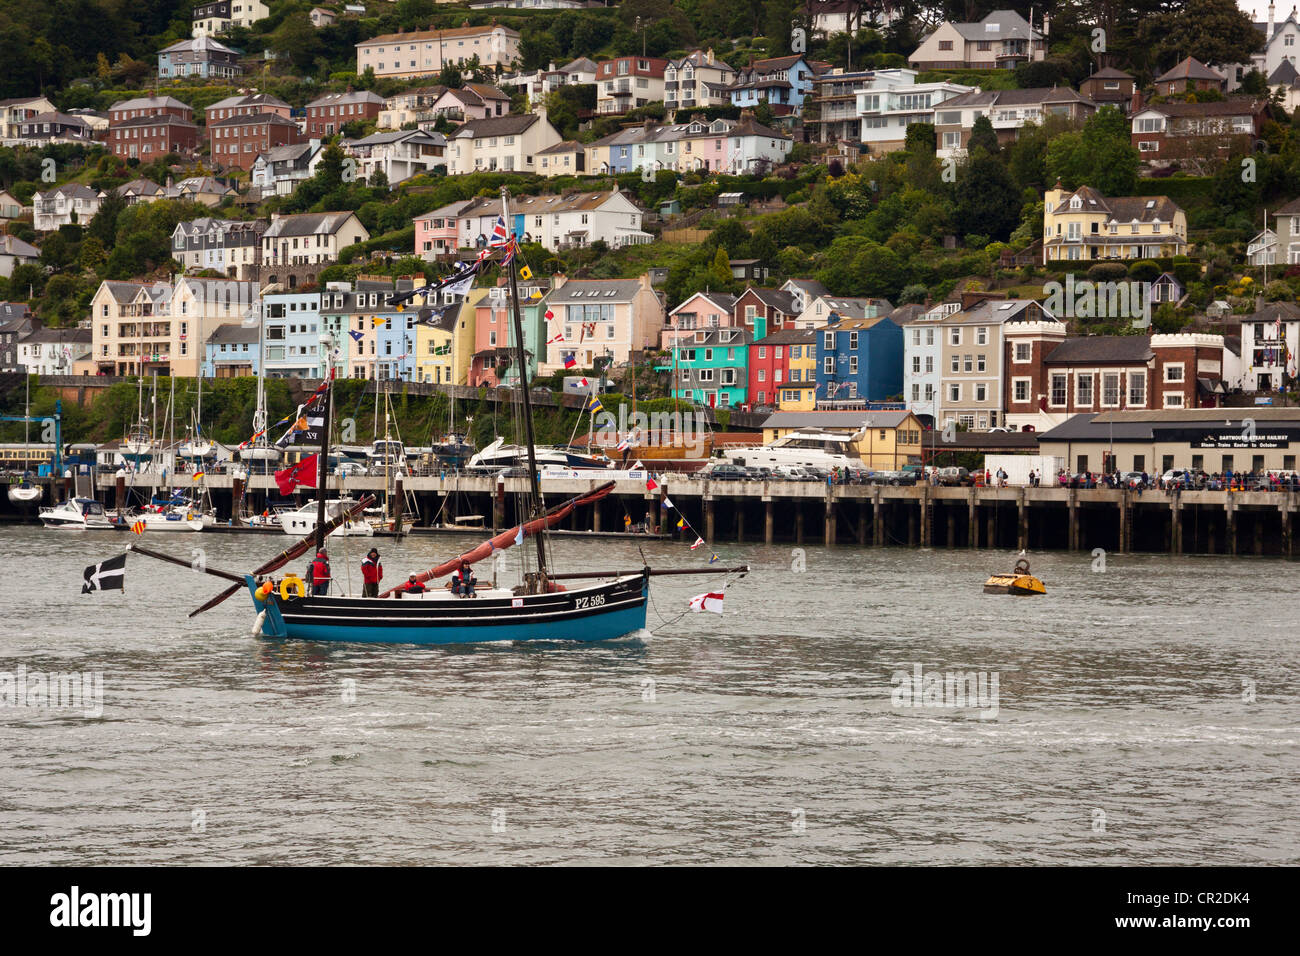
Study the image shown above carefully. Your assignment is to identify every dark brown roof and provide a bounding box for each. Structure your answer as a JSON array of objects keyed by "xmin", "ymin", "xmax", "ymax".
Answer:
[
  {"xmin": 757, "ymin": 327, "xmax": 817, "ymax": 346},
  {"xmin": 1142, "ymin": 98, "xmax": 1265, "ymax": 118},
  {"xmin": 1156, "ymin": 57, "xmax": 1225, "ymax": 83},
  {"xmin": 454, "ymin": 113, "xmax": 539, "ymax": 139}
]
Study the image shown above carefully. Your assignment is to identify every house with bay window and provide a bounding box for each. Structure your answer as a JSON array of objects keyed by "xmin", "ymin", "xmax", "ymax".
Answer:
[
  {"xmin": 671, "ymin": 327, "xmax": 752, "ymax": 408},
  {"xmin": 1042, "ymin": 183, "xmax": 1188, "ymax": 263},
  {"xmin": 540, "ymin": 275, "xmax": 664, "ymax": 374}
]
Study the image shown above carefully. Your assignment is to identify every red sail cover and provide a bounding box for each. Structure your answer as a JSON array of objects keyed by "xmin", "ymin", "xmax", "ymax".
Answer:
[{"xmin": 378, "ymin": 482, "xmax": 615, "ymax": 597}]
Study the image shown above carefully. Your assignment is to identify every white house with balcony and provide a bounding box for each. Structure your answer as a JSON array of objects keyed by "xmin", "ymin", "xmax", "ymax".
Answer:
[
  {"xmin": 260, "ymin": 212, "xmax": 370, "ymax": 268},
  {"xmin": 664, "ymin": 50, "xmax": 736, "ymax": 114},
  {"xmin": 340, "ymin": 129, "xmax": 447, "ymax": 186},
  {"xmin": 934, "ymin": 87, "xmax": 1096, "ymax": 160},
  {"xmin": 854, "ymin": 69, "xmax": 974, "ymax": 153},
  {"xmin": 31, "ymin": 184, "xmax": 104, "ymax": 232}
]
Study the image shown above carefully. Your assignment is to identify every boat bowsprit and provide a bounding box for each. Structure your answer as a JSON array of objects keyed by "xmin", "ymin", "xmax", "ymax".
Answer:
[{"xmin": 983, "ymin": 558, "xmax": 1046, "ymax": 596}]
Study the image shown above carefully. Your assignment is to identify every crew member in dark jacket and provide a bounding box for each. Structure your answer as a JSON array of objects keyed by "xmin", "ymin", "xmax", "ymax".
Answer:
[{"xmin": 361, "ymin": 548, "xmax": 382, "ymax": 598}]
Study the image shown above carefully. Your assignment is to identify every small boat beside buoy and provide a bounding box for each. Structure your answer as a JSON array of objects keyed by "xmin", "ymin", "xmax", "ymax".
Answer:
[{"xmin": 983, "ymin": 558, "xmax": 1046, "ymax": 596}]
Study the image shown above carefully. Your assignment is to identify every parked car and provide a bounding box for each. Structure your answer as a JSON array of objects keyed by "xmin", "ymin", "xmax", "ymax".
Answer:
[
  {"xmin": 773, "ymin": 465, "xmax": 817, "ymax": 481},
  {"xmin": 935, "ymin": 466, "xmax": 970, "ymax": 486},
  {"xmin": 866, "ymin": 469, "xmax": 916, "ymax": 485},
  {"xmin": 335, "ymin": 461, "xmax": 368, "ymax": 477},
  {"xmin": 702, "ymin": 463, "xmax": 749, "ymax": 481}
]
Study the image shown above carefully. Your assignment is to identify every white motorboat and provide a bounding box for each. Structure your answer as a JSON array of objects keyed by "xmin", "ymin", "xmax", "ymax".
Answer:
[
  {"xmin": 720, "ymin": 428, "xmax": 865, "ymax": 472},
  {"xmin": 280, "ymin": 499, "xmax": 374, "ymax": 537},
  {"xmin": 7, "ymin": 480, "xmax": 42, "ymax": 506},
  {"xmin": 468, "ymin": 436, "xmax": 612, "ymax": 472},
  {"xmin": 40, "ymin": 498, "xmax": 116, "ymax": 530},
  {"xmin": 135, "ymin": 508, "xmax": 206, "ymax": 532}
]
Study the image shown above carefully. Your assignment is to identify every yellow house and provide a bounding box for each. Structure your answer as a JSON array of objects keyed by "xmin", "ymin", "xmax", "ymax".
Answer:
[
  {"xmin": 767, "ymin": 328, "xmax": 817, "ymax": 411},
  {"xmin": 760, "ymin": 409, "xmax": 925, "ymax": 469},
  {"xmin": 414, "ymin": 286, "xmax": 482, "ymax": 385},
  {"xmin": 1042, "ymin": 183, "xmax": 1188, "ymax": 263}
]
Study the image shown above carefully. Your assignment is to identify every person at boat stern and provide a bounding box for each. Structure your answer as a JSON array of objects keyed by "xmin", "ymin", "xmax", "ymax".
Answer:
[
  {"xmin": 361, "ymin": 548, "xmax": 383, "ymax": 598},
  {"xmin": 309, "ymin": 549, "xmax": 331, "ymax": 596},
  {"xmin": 396, "ymin": 573, "xmax": 427, "ymax": 598},
  {"xmin": 455, "ymin": 560, "xmax": 477, "ymax": 598}
]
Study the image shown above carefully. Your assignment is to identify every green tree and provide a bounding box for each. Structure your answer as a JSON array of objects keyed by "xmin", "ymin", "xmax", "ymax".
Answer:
[
  {"xmin": 967, "ymin": 116, "xmax": 999, "ymax": 158},
  {"xmin": 954, "ymin": 152, "xmax": 1020, "ymax": 242}
]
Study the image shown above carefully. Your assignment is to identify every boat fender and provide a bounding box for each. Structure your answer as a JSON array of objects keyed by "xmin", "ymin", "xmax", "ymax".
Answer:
[
  {"xmin": 1014, "ymin": 558, "xmax": 1030, "ymax": 574},
  {"xmin": 280, "ymin": 574, "xmax": 307, "ymax": 601},
  {"xmin": 251, "ymin": 610, "xmax": 267, "ymax": 637}
]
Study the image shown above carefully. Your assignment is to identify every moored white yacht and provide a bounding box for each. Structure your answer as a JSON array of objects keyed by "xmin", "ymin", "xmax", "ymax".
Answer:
[
  {"xmin": 720, "ymin": 428, "xmax": 865, "ymax": 471},
  {"xmin": 280, "ymin": 498, "xmax": 374, "ymax": 537},
  {"xmin": 468, "ymin": 436, "xmax": 612, "ymax": 472},
  {"xmin": 40, "ymin": 498, "xmax": 116, "ymax": 530}
]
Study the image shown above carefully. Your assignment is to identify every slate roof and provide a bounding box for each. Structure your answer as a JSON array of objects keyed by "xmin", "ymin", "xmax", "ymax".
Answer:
[
  {"xmin": 1043, "ymin": 335, "xmax": 1154, "ymax": 365},
  {"xmin": 1155, "ymin": 56, "xmax": 1225, "ymax": 83},
  {"xmin": 263, "ymin": 212, "xmax": 361, "ymax": 238},
  {"xmin": 453, "ymin": 113, "xmax": 540, "ymax": 139}
]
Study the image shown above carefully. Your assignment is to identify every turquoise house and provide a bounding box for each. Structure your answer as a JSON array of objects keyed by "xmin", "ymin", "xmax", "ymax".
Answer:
[{"xmin": 671, "ymin": 327, "xmax": 752, "ymax": 408}]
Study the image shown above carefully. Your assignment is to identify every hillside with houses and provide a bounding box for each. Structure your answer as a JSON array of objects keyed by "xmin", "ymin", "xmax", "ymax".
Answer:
[{"xmin": 3, "ymin": 0, "xmax": 1300, "ymax": 443}]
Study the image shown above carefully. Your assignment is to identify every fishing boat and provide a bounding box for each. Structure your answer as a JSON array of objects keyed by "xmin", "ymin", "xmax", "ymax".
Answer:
[
  {"xmin": 983, "ymin": 558, "xmax": 1046, "ymax": 596},
  {"xmin": 8, "ymin": 478, "xmax": 42, "ymax": 506},
  {"xmin": 40, "ymin": 498, "xmax": 116, "ymax": 530},
  {"xmin": 125, "ymin": 188, "xmax": 746, "ymax": 646}
]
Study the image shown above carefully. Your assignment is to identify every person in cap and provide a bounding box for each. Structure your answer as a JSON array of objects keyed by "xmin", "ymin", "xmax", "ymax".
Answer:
[
  {"xmin": 309, "ymin": 548, "xmax": 331, "ymax": 596},
  {"xmin": 361, "ymin": 548, "xmax": 382, "ymax": 598}
]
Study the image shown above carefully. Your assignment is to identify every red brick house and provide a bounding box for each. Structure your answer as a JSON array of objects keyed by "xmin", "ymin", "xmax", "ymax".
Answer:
[
  {"xmin": 304, "ymin": 91, "xmax": 385, "ymax": 137},
  {"xmin": 109, "ymin": 114, "xmax": 201, "ymax": 161},
  {"xmin": 209, "ymin": 113, "xmax": 305, "ymax": 171},
  {"xmin": 204, "ymin": 93, "xmax": 292, "ymax": 125},
  {"xmin": 1003, "ymin": 328, "xmax": 1228, "ymax": 431},
  {"xmin": 732, "ymin": 287, "xmax": 799, "ymax": 338},
  {"xmin": 1153, "ymin": 57, "xmax": 1226, "ymax": 97},
  {"xmin": 108, "ymin": 96, "xmax": 192, "ymax": 125},
  {"xmin": 1131, "ymin": 98, "xmax": 1267, "ymax": 166}
]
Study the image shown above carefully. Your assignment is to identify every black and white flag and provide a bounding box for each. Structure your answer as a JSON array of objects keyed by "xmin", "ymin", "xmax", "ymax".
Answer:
[
  {"xmin": 276, "ymin": 381, "xmax": 330, "ymax": 447},
  {"xmin": 82, "ymin": 553, "xmax": 126, "ymax": 594}
]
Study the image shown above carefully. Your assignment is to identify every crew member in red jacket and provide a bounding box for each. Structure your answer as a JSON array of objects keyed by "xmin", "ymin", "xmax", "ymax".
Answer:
[
  {"xmin": 309, "ymin": 549, "xmax": 331, "ymax": 596},
  {"xmin": 361, "ymin": 548, "xmax": 382, "ymax": 598}
]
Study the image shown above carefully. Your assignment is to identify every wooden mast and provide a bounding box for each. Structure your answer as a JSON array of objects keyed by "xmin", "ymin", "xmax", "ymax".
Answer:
[
  {"xmin": 313, "ymin": 353, "xmax": 334, "ymax": 553},
  {"xmin": 500, "ymin": 186, "xmax": 548, "ymax": 588}
]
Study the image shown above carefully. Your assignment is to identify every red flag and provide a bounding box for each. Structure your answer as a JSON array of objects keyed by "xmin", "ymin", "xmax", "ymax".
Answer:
[{"xmin": 275, "ymin": 454, "xmax": 319, "ymax": 495}]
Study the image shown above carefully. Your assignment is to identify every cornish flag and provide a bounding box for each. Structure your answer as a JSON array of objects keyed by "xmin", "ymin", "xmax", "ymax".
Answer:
[
  {"xmin": 82, "ymin": 552, "xmax": 126, "ymax": 594},
  {"xmin": 688, "ymin": 591, "xmax": 725, "ymax": 614}
]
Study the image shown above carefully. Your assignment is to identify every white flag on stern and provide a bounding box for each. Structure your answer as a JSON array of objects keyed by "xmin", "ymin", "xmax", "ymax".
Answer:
[{"xmin": 688, "ymin": 591, "xmax": 725, "ymax": 614}]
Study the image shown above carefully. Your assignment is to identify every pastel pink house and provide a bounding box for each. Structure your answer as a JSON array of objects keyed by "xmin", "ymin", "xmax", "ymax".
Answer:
[{"xmin": 662, "ymin": 291, "xmax": 739, "ymax": 349}]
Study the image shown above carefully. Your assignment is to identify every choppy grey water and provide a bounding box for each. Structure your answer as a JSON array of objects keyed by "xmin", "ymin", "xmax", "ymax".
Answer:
[{"xmin": 0, "ymin": 526, "xmax": 1295, "ymax": 865}]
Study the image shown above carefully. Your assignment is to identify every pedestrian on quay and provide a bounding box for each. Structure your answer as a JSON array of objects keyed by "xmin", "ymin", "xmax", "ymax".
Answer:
[
  {"xmin": 361, "ymin": 547, "xmax": 382, "ymax": 598},
  {"xmin": 309, "ymin": 548, "xmax": 331, "ymax": 596}
]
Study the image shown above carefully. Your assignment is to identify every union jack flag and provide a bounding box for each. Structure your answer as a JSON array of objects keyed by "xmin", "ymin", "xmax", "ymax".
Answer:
[{"xmin": 489, "ymin": 215, "xmax": 510, "ymax": 247}]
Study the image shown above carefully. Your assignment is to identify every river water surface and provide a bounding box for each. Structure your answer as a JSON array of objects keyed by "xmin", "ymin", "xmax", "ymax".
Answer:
[{"xmin": 0, "ymin": 526, "xmax": 1295, "ymax": 865}]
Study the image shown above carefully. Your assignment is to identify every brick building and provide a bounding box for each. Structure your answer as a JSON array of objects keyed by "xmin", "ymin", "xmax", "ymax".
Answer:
[
  {"xmin": 209, "ymin": 112, "xmax": 305, "ymax": 170},
  {"xmin": 1003, "ymin": 328, "xmax": 1229, "ymax": 432},
  {"xmin": 304, "ymin": 91, "xmax": 385, "ymax": 137},
  {"xmin": 109, "ymin": 114, "xmax": 201, "ymax": 161}
]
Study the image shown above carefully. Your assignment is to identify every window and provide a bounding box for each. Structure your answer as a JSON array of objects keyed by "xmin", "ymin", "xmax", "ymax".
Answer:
[
  {"xmin": 1164, "ymin": 363, "xmax": 1184, "ymax": 382},
  {"xmin": 976, "ymin": 356, "xmax": 986, "ymax": 373},
  {"xmin": 1102, "ymin": 373, "xmax": 1121, "ymax": 407},
  {"xmin": 950, "ymin": 355, "xmax": 960, "ymax": 373},
  {"xmin": 1077, "ymin": 373, "xmax": 1093, "ymax": 406},
  {"xmin": 1050, "ymin": 373, "xmax": 1067, "ymax": 407},
  {"xmin": 1013, "ymin": 378, "xmax": 1030, "ymax": 402},
  {"xmin": 912, "ymin": 356, "xmax": 921, "ymax": 373},
  {"xmin": 963, "ymin": 354, "xmax": 972, "ymax": 372},
  {"xmin": 823, "ymin": 357, "xmax": 834, "ymax": 374},
  {"xmin": 823, "ymin": 332, "xmax": 834, "ymax": 351},
  {"xmin": 925, "ymin": 356, "xmax": 933, "ymax": 373},
  {"xmin": 948, "ymin": 384, "xmax": 961, "ymax": 402},
  {"xmin": 1163, "ymin": 392, "xmax": 1184, "ymax": 407},
  {"xmin": 975, "ymin": 327, "xmax": 988, "ymax": 345},
  {"xmin": 975, "ymin": 384, "xmax": 986, "ymax": 402},
  {"xmin": 949, "ymin": 328, "xmax": 961, "ymax": 345}
]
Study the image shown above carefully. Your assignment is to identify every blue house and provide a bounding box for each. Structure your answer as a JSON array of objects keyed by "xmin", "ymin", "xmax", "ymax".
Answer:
[
  {"xmin": 157, "ymin": 37, "xmax": 243, "ymax": 80},
  {"xmin": 814, "ymin": 314, "xmax": 904, "ymax": 405},
  {"xmin": 262, "ymin": 291, "xmax": 323, "ymax": 379},
  {"xmin": 203, "ymin": 324, "xmax": 260, "ymax": 377},
  {"xmin": 729, "ymin": 55, "xmax": 815, "ymax": 112}
]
